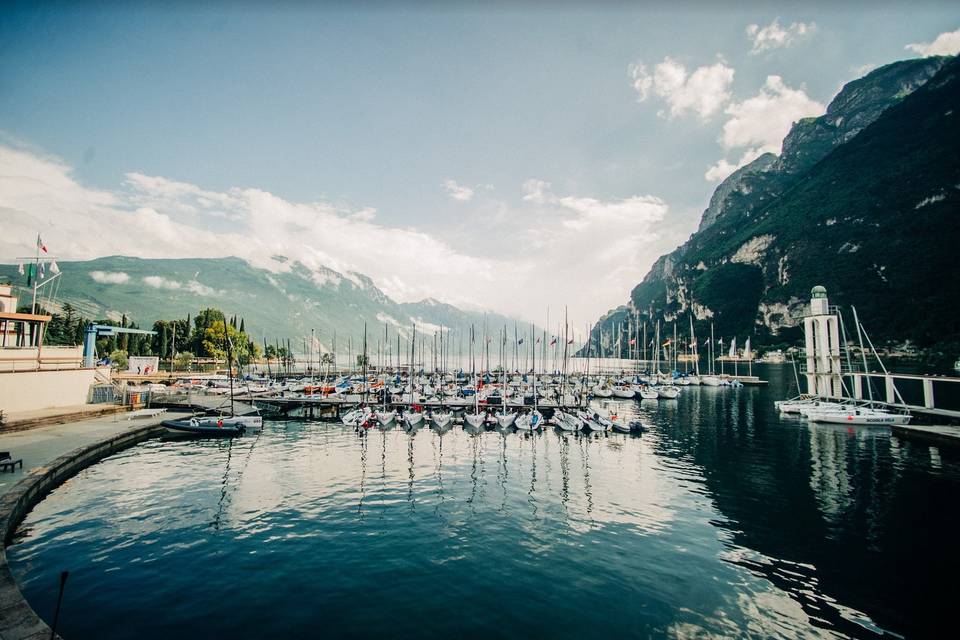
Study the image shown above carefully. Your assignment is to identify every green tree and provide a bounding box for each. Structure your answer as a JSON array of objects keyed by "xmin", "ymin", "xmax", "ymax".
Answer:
[
  {"xmin": 192, "ymin": 308, "xmax": 226, "ymax": 355},
  {"xmin": 174, "ymin": 351, "xmax": 194, "ymax": 371},
  {"xmin": 109, "ymin": 349, "xmax": 128, "ymax": 370},
  {"xmin": 202, "ymin": 322, "xmax": 259, "ymax": 362}
]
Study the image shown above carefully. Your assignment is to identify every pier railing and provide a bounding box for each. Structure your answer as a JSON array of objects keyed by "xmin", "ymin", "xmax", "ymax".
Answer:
[{"xmin": 840, "ymin": 372, "xmax": 960, "ymax": 419}]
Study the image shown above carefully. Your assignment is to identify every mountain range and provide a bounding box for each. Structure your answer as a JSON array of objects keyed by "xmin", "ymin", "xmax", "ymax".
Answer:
[
  {"xmin": 0, "ymin": 255, "xmax": 531, "ymax": 349},
  {"xmin": 586, "ymin": 54, "xmax": 960, "ymax": 355}
]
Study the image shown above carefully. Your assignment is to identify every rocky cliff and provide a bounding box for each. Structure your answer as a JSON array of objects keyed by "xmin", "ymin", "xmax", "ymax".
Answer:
[{"xmin": 591, "ymin": 55, "xmax": 960, "ymax": 353}]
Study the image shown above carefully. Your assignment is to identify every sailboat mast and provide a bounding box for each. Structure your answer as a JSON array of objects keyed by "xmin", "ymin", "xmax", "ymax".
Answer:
[
  {"xmin": 223, "ymin": 318, "xmax": 234, "ymax": 417},
  {"xmin": 361, "ymin": 322, "xmax": 368, "ymax": 405},
  {"xmin": 531, "ymin": 323, "xmax": 537, "ymax": 410},
  {"xmin": 851, "ymin": 306, "xmax": 873, "ymax": 402}
]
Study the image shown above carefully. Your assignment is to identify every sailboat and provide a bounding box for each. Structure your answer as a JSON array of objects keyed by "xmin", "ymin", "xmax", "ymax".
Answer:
[
  {"xmin": 344, "ymin": 323, "xmax": 374, "ymax": 429},
  {"xmin": 495, "ymin": 329, "xmax": 517, "ymax": 428},
  {"xmin": 375, "ymin": 323, "xmax": 397, "ymax": 427},
  {"xmin": 375, "ymin": 380, "xmax": 396, "ymax": 427},
  {"xmin": 515, "ymin": 324, "xmax": 544, "ymax": 430},
  {"xmin": 577, "ymin": 409, "xmax": 606, "ymax": 432},
  {"xmin": 464, "ymin": 326, "xmax": 486, "ymax": 430},
  {"xmin": 431, "ymin": 326, "xmax": 454, "ymax": 430}
]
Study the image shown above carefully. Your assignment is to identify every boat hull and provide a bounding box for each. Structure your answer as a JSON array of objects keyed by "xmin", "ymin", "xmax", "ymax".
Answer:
[{"xmin": 162, "ymin": 419, "xmax": 244, "ymax": 437}]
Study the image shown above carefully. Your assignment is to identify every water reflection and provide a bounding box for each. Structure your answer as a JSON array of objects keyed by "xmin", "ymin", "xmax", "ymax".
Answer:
[{"xmin": 7, "ymin": 368, "xmax": 960, "ymax": 640}]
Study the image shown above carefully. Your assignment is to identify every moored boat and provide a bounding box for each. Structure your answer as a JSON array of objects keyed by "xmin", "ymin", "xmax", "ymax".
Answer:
[{"xmin": 162, "ymin": 417, "xmax": 245, "ymax": 437}]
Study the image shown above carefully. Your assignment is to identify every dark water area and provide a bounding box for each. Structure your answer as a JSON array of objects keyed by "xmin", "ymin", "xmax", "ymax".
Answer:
[{"xmin": 8, "ymin": 365, "xmax": 960, "ymax": 639}]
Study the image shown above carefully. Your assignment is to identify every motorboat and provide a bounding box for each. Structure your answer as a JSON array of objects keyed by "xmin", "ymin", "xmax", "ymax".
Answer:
[{"xmin": 162, "ymin": 417, "xmax": 245, "ymax": 437}]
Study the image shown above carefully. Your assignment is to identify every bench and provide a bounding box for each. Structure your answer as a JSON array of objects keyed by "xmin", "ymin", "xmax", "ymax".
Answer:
[{"xmin": 0, "ymin": 451, "xmax": 23, "ymax": 472}]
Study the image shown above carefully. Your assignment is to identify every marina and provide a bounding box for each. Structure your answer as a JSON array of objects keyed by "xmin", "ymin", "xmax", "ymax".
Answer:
[
  {"xmin": 1, "ymin": 5, "xmax": 959, "ymax": 639},
  {"xmin": 3, "ymin": 368, "xmax": 959, "ymax": 640}
]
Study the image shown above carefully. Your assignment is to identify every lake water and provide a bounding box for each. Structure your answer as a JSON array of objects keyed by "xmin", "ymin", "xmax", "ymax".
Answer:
[{"xmin": 8, "ymin": 365, "xmax": 959, "ymax": 639}]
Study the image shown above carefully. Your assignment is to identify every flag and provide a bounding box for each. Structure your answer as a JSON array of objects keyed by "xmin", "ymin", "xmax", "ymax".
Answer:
[
  {"xmin": 567, "ymin": 338, "xmax": 574, "ymax": 345},
  {"xmin": 629, "ymin": 338, "xmax": 636, "ymax": 345},
  {"xmin": 536, "ymin": 337, "xmax": 541, "ymax": 345},
  {"xmin": 26, "ymin": 263, "xmax": 34, "ymax": 286},
  {"xmin": 17, "ymin": 262, "xmax": 24, "ymax": 276},
  {"xmin": 37, "ymin": 235, "xmax": 48, "ymax": 253},
  {"xmin": 550, "ymin": 337, "xmax": 557, "ymax": 346},
  {"xmin": 662, "ymin": 339, "xmax": 671, "ymax": 347},
  {"xmin": 38, "ymin": 261, "xmax": 45, "ymax": 280},
  {"xmin": 518, "ymin": 338, "xmax": 524, "ymax": 345},
  {"xmin": 729, "ymin": 337, "xmax": 736, "ymax": 359},
  {"xmin": 702, "ymin": 338, "xmax": 710, "ymax": 346},
  {"xmin": 49, "ymin": 260, "xmax": 60, "ymax": 275},
  {"xmin": 744, "ymin": 337, "xmax": 751, "ymax": 360}
]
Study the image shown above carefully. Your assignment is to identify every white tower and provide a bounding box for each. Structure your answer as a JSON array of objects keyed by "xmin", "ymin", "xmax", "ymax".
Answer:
[{"xmin": 803, "ymin": 286, "xmax": 843, "ymax": 397}]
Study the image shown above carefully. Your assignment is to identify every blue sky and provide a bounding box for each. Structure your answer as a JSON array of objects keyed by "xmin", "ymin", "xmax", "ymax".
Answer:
[{"xmin": 1, "ymin": 2, "xmax": 958, "ymax": 326}]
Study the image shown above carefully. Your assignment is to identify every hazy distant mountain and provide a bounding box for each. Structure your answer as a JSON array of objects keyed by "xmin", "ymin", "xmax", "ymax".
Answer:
[
  {"xmin": 0, "ymin": 255, "xmax": 530, "ymax": 349},
  {"xmin": 586, "ymin": 55, "xmax": 960, "ymax": 353}
]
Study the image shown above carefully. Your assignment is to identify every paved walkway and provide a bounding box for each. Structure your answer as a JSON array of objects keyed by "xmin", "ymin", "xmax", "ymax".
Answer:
[{"xmin": 0, "ymin": 411, "xmax": 188, "ymax": 495}]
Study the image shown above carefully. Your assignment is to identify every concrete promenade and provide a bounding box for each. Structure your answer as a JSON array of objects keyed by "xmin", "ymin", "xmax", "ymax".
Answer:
[{"xmin": 0, "ymin": 411, "xmax": 184, "ymax": 494}]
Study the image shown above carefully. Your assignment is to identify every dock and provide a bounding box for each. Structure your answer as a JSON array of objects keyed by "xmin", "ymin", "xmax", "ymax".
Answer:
[{"xmin": 891, "ymin": 424, "xmax": 960, "ymax": 445}]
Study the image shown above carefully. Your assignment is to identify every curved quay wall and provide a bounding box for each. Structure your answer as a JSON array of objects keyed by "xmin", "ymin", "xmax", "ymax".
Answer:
[{"xmin": 0, "ymin": 424, "xmax": 164, "ymax": 640}]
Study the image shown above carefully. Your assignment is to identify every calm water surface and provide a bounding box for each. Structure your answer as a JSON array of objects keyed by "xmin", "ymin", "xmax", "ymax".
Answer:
[{"xmin": 8, "ymin": 366, "xmax": 960, "ymax": 639}]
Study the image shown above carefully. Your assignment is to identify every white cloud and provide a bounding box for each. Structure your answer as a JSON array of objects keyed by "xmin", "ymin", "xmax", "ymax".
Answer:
[
  {"xmin": 185, "ymin": 280, "xmax": 219, "ymax": 296},
  {"xmin": 510, "ymin": 179, "xmax": 674, "ymax": 319},
  {"xmin": 142, "ymin": 275, "xmax": 182, "ymax": 290},
  {"xmin": 0, "ymin": 141, "xmax": 683, "ymax": 328},
  {"xmin": 746, "ymin": 19, "xmax": 816, "ymax": 54},
  {"xmin": 89, "ymin": 270, "xmax": 130, "ymax": 284},
  {"xmin": 905, "ymin": 28, "xmax": 960, "ymax": 57},
  {"xmin": 628, "ymin": 57, "xmax": 735, "ymax": 120},
  {"xmin": 705, "ymin": 75, "xmax": 825, "ymax": 182},
  {"xmin": 141, "ymin": 274, "xmax": 221, "ymax": 296},
  {"xmin": 850, "ymin": 63, "xmax": 878, "ymax": 78},
  {"xmin": 443, "ymin": 179, "xmax": 475, "ymax": 202},
  {"xmin": 522, "ymin": 179, "xmax": 666, "ymax": 230},
  {"xmin": 0, "ymin": 142, "xmax": 493, "ymax": 316},
  {"xmin": 704, "ymin": 149, "xmax": 764, "ymax": 183}
]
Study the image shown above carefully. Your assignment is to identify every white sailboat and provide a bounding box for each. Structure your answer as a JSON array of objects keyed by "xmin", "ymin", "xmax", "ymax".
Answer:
[
  {"xmin": 464, "ymin": 325, "xmax": 486, "ymax": 430},
  {"xmin": 403, "ymin": 410, "xmax": 425, "ymax": 429},
  {"xmin": 516, "ymin": 323, "xmax": 544, "ymax": 431},
  {"xmin": 495, "ymin": 328, "xmax": 517, "ymax": 428}
]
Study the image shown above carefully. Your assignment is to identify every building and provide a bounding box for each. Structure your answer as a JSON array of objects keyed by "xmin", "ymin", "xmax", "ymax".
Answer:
[
  {"xmin": 0, "ymin": 283, "xmax": 108, "ymax": 415},
  {"xmin": 802, "ymin": 285, "xmax": 843, "ymax": 398}
]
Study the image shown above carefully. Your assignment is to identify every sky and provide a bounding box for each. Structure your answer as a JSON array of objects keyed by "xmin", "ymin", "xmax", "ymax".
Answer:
[{"xmin": 1, "ymin": 1, "xmax": 958, "ymax": 328}]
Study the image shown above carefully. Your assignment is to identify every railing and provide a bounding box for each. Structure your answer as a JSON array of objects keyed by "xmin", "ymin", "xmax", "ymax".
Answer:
[
  {"xmin": 840, "ymin": 372, "xmax": 960, "ymax": 419},
  {"xmin": 0, "ymin": 346, "xmax": 84, "ymax": 372}
]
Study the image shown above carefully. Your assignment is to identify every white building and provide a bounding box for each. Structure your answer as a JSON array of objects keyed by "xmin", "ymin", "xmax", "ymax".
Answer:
[
  {"xmin": 0, "ymin": 283, "xmax": 107, "ymax": 415},
  {"xmin": 803, "ymin": 286, "xmax": 843, "ymax": 398}
]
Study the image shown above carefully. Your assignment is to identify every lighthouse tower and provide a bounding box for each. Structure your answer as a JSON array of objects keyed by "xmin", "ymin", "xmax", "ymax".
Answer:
[{"xmin": 803, "ymin": 286, "xmax": 843, "ymax": 397}]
